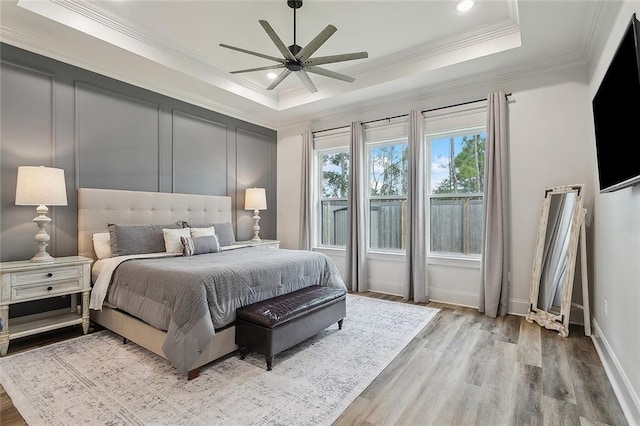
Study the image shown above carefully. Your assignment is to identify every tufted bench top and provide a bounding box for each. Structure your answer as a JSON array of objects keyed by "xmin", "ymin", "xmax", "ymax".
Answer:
[{"xmin": 236, "ymin": 285, "xmax": 346, "ymax": 328}]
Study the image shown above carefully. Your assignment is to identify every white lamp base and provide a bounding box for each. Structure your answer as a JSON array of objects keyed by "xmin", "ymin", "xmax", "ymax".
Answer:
[
  {"xmin": 251, "ymin": 209, "xmax": 262, "ymax": 242},
  {"xmin": 31, "ymin": 205, "xmax": 54, "ymax": 262}
]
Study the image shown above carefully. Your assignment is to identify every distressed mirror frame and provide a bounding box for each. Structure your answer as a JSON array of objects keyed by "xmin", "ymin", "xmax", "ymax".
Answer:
[{"xmin": 525, "ymin": 184, "xmax": 585, "ymax": 337}]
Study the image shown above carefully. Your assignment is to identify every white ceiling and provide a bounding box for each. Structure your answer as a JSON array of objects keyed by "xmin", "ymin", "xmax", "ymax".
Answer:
[{"xmin": 0, "ymin": 0, "xmax": 619, "ymax": 130}]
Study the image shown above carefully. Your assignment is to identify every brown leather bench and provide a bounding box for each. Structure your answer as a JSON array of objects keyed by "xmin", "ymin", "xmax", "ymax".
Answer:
[{"xmin": 235, "ymin": 285, "xmax": 346, "ymax": 370}]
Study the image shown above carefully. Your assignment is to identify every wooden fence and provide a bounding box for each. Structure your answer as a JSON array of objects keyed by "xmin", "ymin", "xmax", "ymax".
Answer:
[{"xmin": 321, "ymin": 198, "xmax": 482, "ymax": 254}]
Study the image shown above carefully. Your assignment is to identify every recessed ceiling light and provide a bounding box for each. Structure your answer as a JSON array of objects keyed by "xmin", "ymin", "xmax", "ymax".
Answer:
[
  {"xmin": 456, "ymin": 0, "xmax": 475, "ymax": 12},
  {"xmin": 267, "ymin": 72, "xmax": 278, "ymax": 80}
]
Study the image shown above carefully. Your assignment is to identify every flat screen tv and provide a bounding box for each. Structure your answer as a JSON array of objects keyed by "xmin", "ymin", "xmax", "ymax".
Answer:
[{"xmin": 592, "ymin": 13, "xmax": 640, "ymax": 193}]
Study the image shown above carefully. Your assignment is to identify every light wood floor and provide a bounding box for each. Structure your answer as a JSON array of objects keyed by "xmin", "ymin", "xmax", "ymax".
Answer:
[{"xmin": 1, "ymin": 293, "xmax": 628, "ymax": 426}]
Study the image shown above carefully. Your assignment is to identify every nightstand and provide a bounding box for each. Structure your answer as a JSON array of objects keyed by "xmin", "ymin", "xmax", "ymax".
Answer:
[
  {"xmin": 0, "ymin": 256, "xmax": 92, "ymax": 356},
  {"xmin": 234, "ymin": 239, "xmax": 280, "ymax": 249}
]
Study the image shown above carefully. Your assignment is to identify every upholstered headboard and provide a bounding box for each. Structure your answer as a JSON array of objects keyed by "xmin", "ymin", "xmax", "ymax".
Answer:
[{"xmin": 77, "ymin": 188, "xmax": 232, "ymax": 260}]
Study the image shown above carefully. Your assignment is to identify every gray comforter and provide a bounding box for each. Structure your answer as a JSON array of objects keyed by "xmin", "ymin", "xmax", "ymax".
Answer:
[{"xmin": 105, "ymin": 247, "xmax": 346, "ymax": 372}]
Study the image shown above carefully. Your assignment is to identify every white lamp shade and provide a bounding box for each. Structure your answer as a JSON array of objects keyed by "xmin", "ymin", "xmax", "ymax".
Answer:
[
  {"xmin": 15, "ymin": 166, "xmax": 68, "ymax": 206},
  {"xmin": 245, "ymin": 187, "xmax": 267, "ymax": 210}
]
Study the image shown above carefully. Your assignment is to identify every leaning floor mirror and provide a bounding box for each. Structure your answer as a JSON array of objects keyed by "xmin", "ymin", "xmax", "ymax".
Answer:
[{"xmin": 526, "ymin": 184, "xmax": 585, "ymax": 337}]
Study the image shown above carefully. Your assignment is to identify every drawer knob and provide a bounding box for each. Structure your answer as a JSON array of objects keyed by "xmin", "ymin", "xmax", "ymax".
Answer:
[
  {"xmin": 47, "ymin": 286, "xmax": 53, "ymax": 291},
  {"xmin": 46, "ymin": 273, "xmax": 53, "ymax": 278}
]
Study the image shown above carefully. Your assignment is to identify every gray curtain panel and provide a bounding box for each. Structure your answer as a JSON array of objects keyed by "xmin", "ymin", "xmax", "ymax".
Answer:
[
  {"xmin": 299, "ymin": 130, "xmax": 312, "ymax": 250},
  {"xmin": 404, "ymin": 109, "xmax": 428, "ymax": 303},
  {"xmin": 345, "ymin": 121, "xmax": 367, "ymax": 292},
  {"xmin": 479, "ymin": 91, "xmax": 511, "ymax": 317}
]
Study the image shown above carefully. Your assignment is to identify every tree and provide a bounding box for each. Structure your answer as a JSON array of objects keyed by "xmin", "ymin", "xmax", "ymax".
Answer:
[
  {"xmin": 433, "ymin": 134, "xmax": 485, "ymax": 194},
  {"xmin": 322, "ymin": 152, "xmax": 349, "ymax": 198},
  {"xmin": 369, "ymin": 144, "xmax": 408, "ymax": 196}
]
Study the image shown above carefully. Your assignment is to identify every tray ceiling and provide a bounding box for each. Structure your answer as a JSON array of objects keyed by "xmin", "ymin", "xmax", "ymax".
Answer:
[{"xmin": 0, "ymin": 1, "xmax": 613, "ymax": 129}]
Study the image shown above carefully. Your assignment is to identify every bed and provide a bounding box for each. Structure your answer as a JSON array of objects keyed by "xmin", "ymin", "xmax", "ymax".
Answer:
[{"xmin": 77, "ymin": 188, "xmax": 346, "ymax": 379}]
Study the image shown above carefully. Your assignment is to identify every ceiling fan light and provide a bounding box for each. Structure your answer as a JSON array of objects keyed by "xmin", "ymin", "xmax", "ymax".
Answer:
[{"xmin": 456, "ymin": 0, "xmax": 475, "ymax": 12}]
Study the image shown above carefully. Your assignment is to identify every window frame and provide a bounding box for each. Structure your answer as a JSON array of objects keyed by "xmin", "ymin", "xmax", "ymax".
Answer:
[
  {"xmin": 426, "ymin": 125, "xmax": 486, "ymax": 259},
  {"xmin": 365, "ymin": 137, "xmax": 409, "ymax": 253},
  {"xmin": 316, "ymin": 146, "xmax": 350, "ymax": 248}
]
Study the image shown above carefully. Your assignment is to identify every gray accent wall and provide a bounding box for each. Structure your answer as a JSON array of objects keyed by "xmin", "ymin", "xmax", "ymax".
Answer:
[{"xmin": 0, "ymin": 43, "xmax": 277, "ymax": 314}]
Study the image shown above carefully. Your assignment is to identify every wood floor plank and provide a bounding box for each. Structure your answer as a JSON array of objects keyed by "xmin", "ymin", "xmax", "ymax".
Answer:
[
  {"xmin": 483, "ymin": 339, "xmax": 519, "ymax": 391},
  {"xmin": 332, "ymin": 396, "xmax": 373, "ymax": 426},
  {"xmin": 394, "ymin": 312, "xmax": 485, "ymax": 425},
  {"xmin": 357, "ymin": 347, "xmax": 442, "ymax": 426},
  {"xmin": 461, "ymin": 329, "xmax": 496, "ymax": 386},
  {"xmin": 500, "ymin": 313, "xmax": 522, "ymax": 344},
  {"xmin": 479, "ymin": 340, "xmax": 520, "ymax": 425},
  {"xmin": 509, "ymin": 363, "xmax": 543, "ymax": 425},
  {"xmin": 417, "ymin": 308, "xmax": 468, "ymax": 352},
  {"xmin": 431, "ymin": 381, "xmax": 480, "ymax": 426},
  {"xmin": 580, "ymin": 416, "xmax": 614, "ymax": 426},
  {"xmin": 358, "ymin": 331, "xmax": 436, "ymax": 403},
  {"xmin": 541, "ymin": 326, "xmax": 577, "ymax": 404},
  {"xmin": 480, "ymin": 314, "xmax": 520, "ymax": 343},
  {"xmin": 566, "ymin": 336, "xmax": 628, "ymax": 425},
  {"xmin": 542, "ymin": 394, "xmax": 581, "ymax": 426},
  {"xmin": 518, "ymin": 318, "xmax": 543, "ymax": 367}
]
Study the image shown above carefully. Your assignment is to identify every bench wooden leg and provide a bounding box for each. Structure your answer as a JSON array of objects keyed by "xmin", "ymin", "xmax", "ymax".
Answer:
[
  {"xmin": 338, "ymin": 319, "xmax": 344, "ymax": 330},
  {"xmin": 266, "ymin": 355, "xmax": 274, "ymax": 371},
  {"xmin": 238, "ymin": 346, "xmax": 247, "ymax": 360}
]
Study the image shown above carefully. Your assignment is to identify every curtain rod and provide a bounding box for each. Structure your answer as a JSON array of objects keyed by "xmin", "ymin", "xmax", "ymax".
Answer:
[
  {"xmin": 311, "ymin": 92, "xmax": 512, "ymax": 135},
  {"xmin": 422, "ymin": 92, "xmax": 512, "ymax": 114}
]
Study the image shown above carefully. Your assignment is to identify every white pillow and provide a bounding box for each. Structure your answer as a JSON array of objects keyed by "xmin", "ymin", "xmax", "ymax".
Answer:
[
  {"xmin": 93, "ymin": 232, "xmax": 112, "ymax": 259},
  {"xmin": 163, "ymin": 228, "xmax": 191, "ymax": 254},
  {"xmin": 190, "ymin": 226, "xmax": 216, "ymax": 238}
]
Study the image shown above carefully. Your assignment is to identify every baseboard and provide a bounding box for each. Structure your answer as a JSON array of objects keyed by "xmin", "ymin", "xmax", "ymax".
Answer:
[
  {"xmin": 508, "ymin": 297, "xmax": 529, "ymax": 316},
  {"xmin": 365, "ymin": 287, "xmax": 583, "ymax": 324},
  {"xmin": 591, "ymin": 319, "xmax": 640, "ymax": 426},
  {"xmin": 427, "ymin": 287, "xmax": 478, "ymax": 308},
  {"xmin": 367, "ymin": 279, "xmax": 403, "ymax": 295}
]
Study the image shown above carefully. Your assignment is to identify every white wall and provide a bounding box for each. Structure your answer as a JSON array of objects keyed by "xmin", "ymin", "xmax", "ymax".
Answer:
[
  {"xmin": 587, "ymin": 2, "xmax": 640, "ymax": 423},
  {"xmin": 276, "ymin": 122, "xmax": 310, "ymax": 250},
  {"xmin": 278, "ymin": 64, "xmax": 595, "ymax": 315}
]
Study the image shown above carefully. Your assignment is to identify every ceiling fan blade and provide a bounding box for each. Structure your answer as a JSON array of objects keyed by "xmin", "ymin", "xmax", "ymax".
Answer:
[
  {"xmin": 295, "ymin": 70, "xmax": 318, "ymax": 93},
  {"xmin": 230, "ymin": 64, "xmax": 286, "ymax": 74},
  {"xmin": 296, "ymin": 24, "xmax": 337, "ymax": 61},
  {"xmin": 305, "ymin": 52, "xmax": 369, "ymax": 66},
  {"xmin": 259, "ymin": 20, "xmax": 296, "ymax": 61},
  {"xmin": 305, "ymin": 66, "xmax": 356, "ymax": 83},
  {"xmin": 219, "ymin": 44, "xmax": 285, "ymax": 63},
  {"xmin": 267, "ymin": 69, "xmax": 292, "ymax": 90}
]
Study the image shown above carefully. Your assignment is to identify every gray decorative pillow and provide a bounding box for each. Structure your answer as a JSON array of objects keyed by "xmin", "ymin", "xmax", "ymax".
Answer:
[
  {"xmin": 183, "ymin": 221, "xmax": 236, "ymax": 246},
  {"xmin": 213, "ymin": 222, "xmax": 236, "ymax": 246},
  {"xmin": 181, "ymin": 235, "xmax": 221, "ymax": 256},
  {"xmin": 108, "ymin": 223, "xmax": 182, "ymax": 257}
]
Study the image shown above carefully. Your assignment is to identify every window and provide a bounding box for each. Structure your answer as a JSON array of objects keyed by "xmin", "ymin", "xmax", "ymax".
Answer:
[
  {"xmin": 428, "ymin": 129, "xmax": 485, "ymax": 255},
  {"xmin": 319, "ymin": 149, "xmax": 349, "ymax": 246},
  {"xmin": 367, "ymin": 140, "xmax": 408, "ymax": 250},
  {"xmin": 312, "ymin": 109, "xmax": 484, "ymax": 257}
]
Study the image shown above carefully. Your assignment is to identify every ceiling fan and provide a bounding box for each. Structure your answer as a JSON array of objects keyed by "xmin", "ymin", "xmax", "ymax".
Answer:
[{"xmin": 220, "ymin": 0, "xmax": 368, "ymax": 93}]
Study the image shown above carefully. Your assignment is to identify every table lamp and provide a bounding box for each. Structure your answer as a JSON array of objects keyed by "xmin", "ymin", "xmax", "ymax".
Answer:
[
  {"xmin": 15, "ymin": 166, "xmax": 68, "ymax": 262},
  {"xmin": 244, "ymin": 187, "xmax": 267, "ymax": 242}
]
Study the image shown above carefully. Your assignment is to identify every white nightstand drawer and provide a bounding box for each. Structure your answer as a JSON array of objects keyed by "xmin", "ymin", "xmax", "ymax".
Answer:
[
  {"xmin": 12, "ymin": 265, "xmax": 83, "ymax": 286},
  {"xmin": 11, "ymin": 279, "xmax": 84, "ymax": 302}
]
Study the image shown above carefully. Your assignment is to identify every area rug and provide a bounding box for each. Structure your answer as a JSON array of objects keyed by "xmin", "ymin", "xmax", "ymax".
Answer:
[{"xmin": 0, "ymin": 294, "xmax": 438, "ymax": 426}]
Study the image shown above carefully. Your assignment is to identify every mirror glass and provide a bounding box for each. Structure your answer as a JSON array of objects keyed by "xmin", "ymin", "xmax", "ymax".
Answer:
[{"xmin": 526, "ymin": 184, "xmax": 584, "ymax": 337}]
